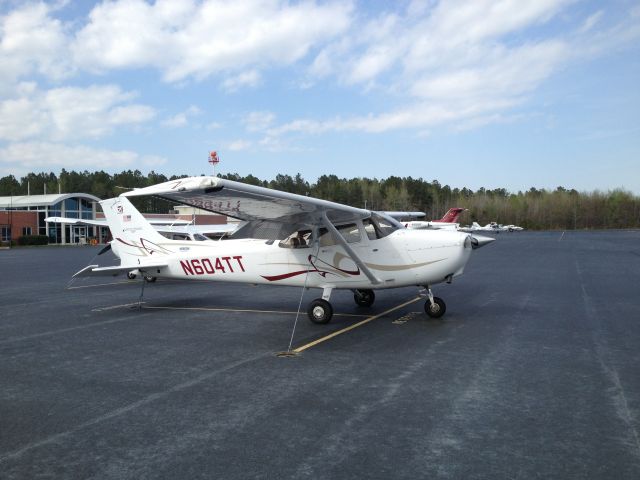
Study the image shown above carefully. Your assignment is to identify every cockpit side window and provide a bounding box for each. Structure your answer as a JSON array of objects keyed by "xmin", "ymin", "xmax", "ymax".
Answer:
[
  {"xmin": 318, "ymin": 223, "xmax": 362, "ymax": 246},
  {"xmin": 278, "ymin": 230, "xmax": 311, "ymax": 248},
  {"xmin": 279, "ymin": 221, "xmax": 365, "ymax": 248}
]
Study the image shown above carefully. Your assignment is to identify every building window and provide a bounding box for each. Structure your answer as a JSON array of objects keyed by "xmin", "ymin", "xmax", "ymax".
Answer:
[
  {"xmin": 1, "ymin": 226, "xmax": 10, "ymax": 242},
  {"xmin": 65, "ymin": 198, "xmax": 79, "ymax": 211},
  {"xmin": 22, "ymin": 226, "xmax": 32, "ymax": 236}
]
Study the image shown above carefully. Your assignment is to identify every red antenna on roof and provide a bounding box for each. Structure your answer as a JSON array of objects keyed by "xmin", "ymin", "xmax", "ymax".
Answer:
[{"xmin": 209, "ymin": 150, "xmax": 220, "ymax": 176}]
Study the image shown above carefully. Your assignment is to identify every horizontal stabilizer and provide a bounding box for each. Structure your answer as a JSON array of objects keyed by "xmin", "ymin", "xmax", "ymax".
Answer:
[{"xmin": 73, "ymin": 263, "xmax": 168, "ymax": 278}]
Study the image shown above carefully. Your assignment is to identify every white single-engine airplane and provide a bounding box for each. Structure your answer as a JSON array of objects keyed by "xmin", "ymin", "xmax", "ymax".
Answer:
[{"xmin": 74, "ymin": 176, "xmax": 494, "ymax": 324}]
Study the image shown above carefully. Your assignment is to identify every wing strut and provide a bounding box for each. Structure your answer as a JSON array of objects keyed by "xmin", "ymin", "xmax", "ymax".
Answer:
[{"xmin": 322, "ymin": 212, "xmax": 382, "ymax": 285}]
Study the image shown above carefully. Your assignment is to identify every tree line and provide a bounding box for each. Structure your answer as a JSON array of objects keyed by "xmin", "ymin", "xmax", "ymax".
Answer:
[{"xmin": 1, "ymin": 169, "xmax": 639, "ymax": 230}]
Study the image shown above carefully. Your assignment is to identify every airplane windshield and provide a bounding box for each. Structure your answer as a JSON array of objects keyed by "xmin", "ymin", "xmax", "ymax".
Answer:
[{"xmin": 365, "ymin": 212, "xmax": 403, "ymax": 239}]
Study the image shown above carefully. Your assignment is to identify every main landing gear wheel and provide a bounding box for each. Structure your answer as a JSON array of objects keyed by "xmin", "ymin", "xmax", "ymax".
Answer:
[
  {"xmin": 354, "ymin": 289, "xmax": 375, "ymax": 307},
  {"xmin": 425, "ymin": 297, "xmax": 446, "ymax": 318},
  {"xmin": 308, "ymin": 299, "xmax": 333, "ymax": 324},
  {"xmin": 143, "ymin": 275, "xmax": 157, "ymax": 283},
  {"xmin": 127, "ymin": 271, "xmax": 137, "ymax": 280}
]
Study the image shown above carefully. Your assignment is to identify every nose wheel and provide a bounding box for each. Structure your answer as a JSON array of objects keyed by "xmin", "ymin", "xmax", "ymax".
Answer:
[
  {"xmin": 425, "ymin": 296, "xmax": 446, "ymax": 318},
  {"xmin": 421, "ymin": 286, "xmax": 447, "ymax": 319}
]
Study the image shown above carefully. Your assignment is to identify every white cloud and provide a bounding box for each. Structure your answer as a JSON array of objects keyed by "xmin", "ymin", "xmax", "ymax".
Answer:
[
  {"xmin": 0, "ymin": 2, "xmax": 72, "ymax": 92},
  {"xmin": 227, "ymin": 139, "xmax": 252, "ymax": 151},
  {"xmin": 221, "ymin": 70, "xmax": 261, "ymax": 92},
  {"xmin": 409, "ymin": 41, "xmax": 568, "ymax": 101},
  {"xmin": 0, "ymin": 84, "xmax": 155, "ymax": 142},
  {"xmin": 2, "ymin": 0, "xmax": 639, "ymax": 162},
  {"xmin": 244, "ymin": 111, "xmax": 276, "ymax": 132},
  {"xmin": 579, "ymin": 10, "xmax": 604, "ymax": 34},
  {"xmin": 278, "ymin": 0, "xmax": 584, "ymax": 136},
  {"xmin": 162, "ymin": 105, "xmax": 202, "ymax": 127},
  {"xmin": 265, "ymin": 103, "xmax": 462, "ymax": 136},
  {"xmin": 72, "ymin": 0, "xmax": 353, "ymax": 84},
  {"xmin": 0, "ymin": 141, "xmax": 167, "ymax": 174}
]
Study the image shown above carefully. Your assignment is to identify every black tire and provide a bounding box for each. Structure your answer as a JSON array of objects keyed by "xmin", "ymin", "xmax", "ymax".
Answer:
[
  {"xmin": 308, "ymin": 299, "xmax": 333, "ymax": 324},
  {"xmin": 144, "ymin": 275, "xmax": 157, "ymax": 283},
  {"xmin": 127, "ymin": 271, "xmax": 137, "ymax": 280},
  {"xmin": 354, "ymin": 289, "xmax": 375, "ymax": 307},
  {"xmin": 424, "ymin": 296, "xmax": 446, "ymax": 318}
]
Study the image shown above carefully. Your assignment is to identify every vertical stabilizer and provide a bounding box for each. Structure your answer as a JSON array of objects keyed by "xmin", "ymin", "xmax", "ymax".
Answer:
[
  {"xmin": 438, "ymin": 208, "xmax": 465, "ymax": 223},
  {"xmin": 100, "ymin": 196, "xmax": 172, "ymax": 265}
]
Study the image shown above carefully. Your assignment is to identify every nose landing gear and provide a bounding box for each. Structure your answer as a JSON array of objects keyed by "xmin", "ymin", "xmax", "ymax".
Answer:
[{"xmin": 421, "ymin": 286, "xmax": 447, "ymax": 319}]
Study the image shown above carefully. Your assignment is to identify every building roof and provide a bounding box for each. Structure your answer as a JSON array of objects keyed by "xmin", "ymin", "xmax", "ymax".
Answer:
[{"xmin": 0, "ymin": 193, "xmax": 102, "ymax": 209}]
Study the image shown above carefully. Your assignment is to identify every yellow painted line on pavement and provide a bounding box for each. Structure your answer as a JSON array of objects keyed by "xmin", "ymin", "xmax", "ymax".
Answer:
[{"xmin": 292, "ymin": 296, "xmax": 422, "ymax": 353}]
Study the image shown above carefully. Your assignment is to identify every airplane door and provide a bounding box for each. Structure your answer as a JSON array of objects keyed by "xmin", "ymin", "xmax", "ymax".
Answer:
[{"xmin": 315, "ymin": 223, "xmax": 361, "ymax": 278}]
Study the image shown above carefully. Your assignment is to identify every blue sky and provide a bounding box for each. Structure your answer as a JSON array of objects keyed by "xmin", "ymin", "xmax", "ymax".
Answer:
[{"xmin": 1, "ymin": 0, "xmax": 639, "ymax": 193}]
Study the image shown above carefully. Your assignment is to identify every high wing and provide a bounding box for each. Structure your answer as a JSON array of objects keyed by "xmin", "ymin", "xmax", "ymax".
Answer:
[
  {"xmin": 122, "ymin": 176, "xmax": 380, "ymax": 284},
  {"xmin": 122, "ymin": 176, "xmax": 370, "ymax": 241}
]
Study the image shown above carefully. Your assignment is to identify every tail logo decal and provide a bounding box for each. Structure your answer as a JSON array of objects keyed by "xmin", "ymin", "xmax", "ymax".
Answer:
[{"xmin": 116, "ymin": 237, "xmax": 174, "ymax": 256}]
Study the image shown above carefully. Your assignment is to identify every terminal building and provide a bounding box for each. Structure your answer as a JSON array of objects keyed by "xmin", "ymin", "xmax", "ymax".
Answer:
[
  {"xmin": 0, "ymin": 193, "xmax": 102, "ymax": 245},
  {"xmin": 1, "ymin": 193, "xmax": 230, "ymax": 245}
]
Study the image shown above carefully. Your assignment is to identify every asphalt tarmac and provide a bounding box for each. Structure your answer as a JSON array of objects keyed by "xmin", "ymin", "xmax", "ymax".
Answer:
[{"xmin": 1, "ymin": 230, "xmax": 639, "ymax": 479}]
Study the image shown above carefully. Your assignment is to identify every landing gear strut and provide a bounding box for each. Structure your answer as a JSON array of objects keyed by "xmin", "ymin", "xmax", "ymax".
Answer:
[{"xmin": 422, "ymin": 286, "xmax": 446, "ymax": 319}]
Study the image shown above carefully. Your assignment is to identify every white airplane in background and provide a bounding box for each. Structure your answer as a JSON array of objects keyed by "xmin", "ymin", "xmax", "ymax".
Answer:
[
  {"xmin": 403, "ymin": 208, "xmax": 466, "ymax": 231},
  {"xmin": 460, "ymin": 222, "xmax": 516, "ymax": 233},
  {"xmin": 74, "ymin": 176, "xmax": 494, "ymax": 323}
]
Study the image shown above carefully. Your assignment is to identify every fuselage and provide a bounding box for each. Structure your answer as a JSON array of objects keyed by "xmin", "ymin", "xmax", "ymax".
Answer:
[{"xmin": 121, "ymin": 227, "xmax": 473, "ymax": 290}]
